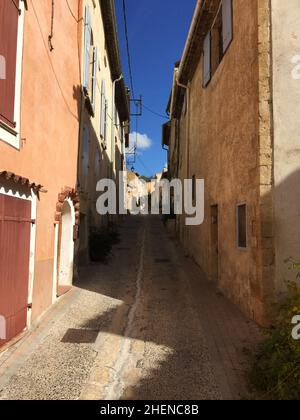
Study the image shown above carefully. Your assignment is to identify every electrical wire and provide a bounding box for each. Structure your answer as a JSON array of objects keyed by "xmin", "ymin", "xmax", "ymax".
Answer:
[
  {"xmin": 65, "ymin": 0, "xmax": 83, "ymax": 23},
  {"xmin": 143, "ymin": 104, "xmax": 169, "ymax": 120},
  {"xmin": 137, "ymin": 155, "xmax": 153, "ymax": 176},
  {"xmin": 31, "ymin": 0, "xmax": 78, "ymax": 121},
  {"xmin": 10, "ymin": 0, "xmax": 20, "ymax": 13},
  {"xmin": 122, "ymin": 0, "xmax": 135, "ymax": 99}
]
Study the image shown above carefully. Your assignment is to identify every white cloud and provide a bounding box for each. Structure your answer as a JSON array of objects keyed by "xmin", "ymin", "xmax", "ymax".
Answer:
[{"xmin": 128, "ymin": 132, "xmax": 152, "ymax": 151}]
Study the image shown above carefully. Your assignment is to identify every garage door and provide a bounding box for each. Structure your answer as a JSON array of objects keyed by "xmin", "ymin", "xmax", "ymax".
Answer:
[{"xmin": 0, "ymin": 193, "xmax": 31, "ymax": 347}]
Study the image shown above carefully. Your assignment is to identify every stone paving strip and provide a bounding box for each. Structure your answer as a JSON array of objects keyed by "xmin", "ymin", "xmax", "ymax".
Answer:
[{"xmin": 0, "ymin": 216, "xmax": 261, "ymax": 400}]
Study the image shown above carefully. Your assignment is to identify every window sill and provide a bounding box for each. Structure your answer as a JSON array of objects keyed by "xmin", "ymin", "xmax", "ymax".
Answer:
[
  {"xmin": 0, "ymin": 120, "xmax": 18, "ymax": 136},
  {"xmin": 101, "ymin": 138, "xmax": 107, "ymax": 150},
  {"xmin": 0, "ymin": 120, "xmax": 20, "ymax": 150},
  {"xmin": 83, "ymin": 89, "xmax": 95, "ymax": 117}
]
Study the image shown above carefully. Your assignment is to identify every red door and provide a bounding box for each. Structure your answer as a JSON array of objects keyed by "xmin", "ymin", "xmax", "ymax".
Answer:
[{"xmin": 0, "ymin": 194, "xmax": 31, "ymax": 347}]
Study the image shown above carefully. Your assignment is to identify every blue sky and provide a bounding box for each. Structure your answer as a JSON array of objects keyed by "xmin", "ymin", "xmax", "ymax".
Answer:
[{"xmin": 115, "ymin": 0, "xmax": 196, "ymax": 177}]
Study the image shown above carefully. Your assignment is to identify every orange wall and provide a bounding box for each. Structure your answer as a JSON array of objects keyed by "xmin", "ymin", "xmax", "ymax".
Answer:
[{"xmin": 0, "ymin": 0, "xmax": 82, "ymax": 320}]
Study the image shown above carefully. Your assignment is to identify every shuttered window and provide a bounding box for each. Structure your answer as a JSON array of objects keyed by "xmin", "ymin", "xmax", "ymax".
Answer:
[
  {"xmin": 222, "ymin": 0, "xmax": 233, "ymax": 53},
  {"xmin": 237, "ymin": 203, "xmax": 247, "ymax": 249},
  {"xmin": 203, "ymin": 32, "xmax": 211, "ymax": 87},
  {"xmin": 0, "ymin": 0, "xmax": 20, "ymax": 128},
  {"xmin": 100, "ymin": 80, "xmax": 107, "ymax": 146},
  {"xmin": 91, "ymin": 46, "xmax": 97, "ymax": 109},
  {"xmin": 83, "ymin": 6, "xmax": 92, "ymax": 92}
]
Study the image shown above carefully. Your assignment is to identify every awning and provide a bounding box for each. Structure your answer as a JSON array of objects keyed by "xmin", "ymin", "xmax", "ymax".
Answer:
[{"xmin": 0, "ymin": 171, "xmax": 45, "ymax": 192}]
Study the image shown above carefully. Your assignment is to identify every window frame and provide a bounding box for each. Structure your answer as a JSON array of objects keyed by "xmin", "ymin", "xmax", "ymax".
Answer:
[
  {"xmin": 236, "ymin": 202, "xmax": 248, "ymax": 251},
  {"xmin": 0, "ymin": 1, "xmax": 25, "ymax": 149},
  {"xmin": 203, "ymin": 0, "xmax": 233, "ymax": 89}
]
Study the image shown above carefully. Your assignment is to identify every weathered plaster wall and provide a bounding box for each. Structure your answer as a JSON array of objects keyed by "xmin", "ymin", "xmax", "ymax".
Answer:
[
  {"xmin": 78, "ymin": 0, "xmax": 125, "ymax": 263},
  {"xmin": 0, "ymin": 0, "xmax": 81, "ymax": 321},
  {"xmin": 183, "ymin": 0, "xmax": 261, "ymax": 319},
  {"xmin": 272, "ymin": 0, "xmax": 300, "ymax": 291}
]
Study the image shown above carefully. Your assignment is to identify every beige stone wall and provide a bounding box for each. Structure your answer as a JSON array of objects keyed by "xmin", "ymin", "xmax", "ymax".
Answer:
[
  {"xmin": 271, "ymin": 0, "xmax": 300, "ymax": 291},
  {"xmin": 176, "ymin": 0, "xmax": 261, "ymax": 319},
  {"xmin": 78, "ymin": 0, "xmax": 125, "ymax": 262}
]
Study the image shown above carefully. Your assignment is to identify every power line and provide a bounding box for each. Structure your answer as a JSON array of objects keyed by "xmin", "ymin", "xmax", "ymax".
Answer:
[
  {"xmin": 122, "ymin": 0, "xmax": 135, "ymax": 99},
  {"xmin": 143, "ymin": 104, "xmax": 169, "ymax": 120},
  {"xmin": 137, "ymin": 155, "xmax": 153, "ymax": 176}
]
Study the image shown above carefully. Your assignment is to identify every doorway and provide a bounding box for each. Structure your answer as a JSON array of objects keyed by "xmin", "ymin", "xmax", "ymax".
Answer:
[
  {"xmin": 0, "ymin": 194, "xmax": 32, "ymax": 347},
  {"xmin": 211, "ymin": 204, "xmax": 219, "ymax": 282},
  {"xmin": 57, "ymin": 200, "xmax": 74, "ymax": 295}
]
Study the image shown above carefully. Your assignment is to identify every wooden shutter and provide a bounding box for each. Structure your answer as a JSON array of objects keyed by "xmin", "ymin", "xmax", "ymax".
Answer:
[
  {"xmin": 222, "ymin": 0, "xmax": 233, "ymax": 53},
  {"xmin": 91, "ymin": 46, "xmax": 97, "ymax": 107},
  {"xmin": 203, "ymin": 32, "xmax": 211, "ymax": 87},
  {"xmin": 100, "ymin": 80, "xmax": 106, "ymax": 141},
  {"xmin": 104, "ymin": 99, "xmax": 108, "ymax": 145},
  {"xmin": 83, "ymin": 6, "xmax": 91, "ymax": 91},
  {"xmin": 0, "ymin": 194, "xmax": 31, "ymax": 347},
  {"xmin": 0, "ymin": 0, "xmax": 20, "ymax": 128}
]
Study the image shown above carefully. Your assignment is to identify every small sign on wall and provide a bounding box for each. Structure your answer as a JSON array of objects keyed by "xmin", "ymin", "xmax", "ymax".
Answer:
[
  {"xmin": 0, "ymin": 55, "xmax": 5, "ymax": 80},
  {"xmin": 0, "ymin": 315, "xmax": 6, "ymax": 340}
]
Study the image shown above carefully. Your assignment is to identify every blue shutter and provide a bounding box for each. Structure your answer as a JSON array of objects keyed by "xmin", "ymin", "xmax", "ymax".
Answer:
[
  {"xmin": 222, "ymin": 0, "xmax": 233, "ymax": 53},
  {"xmin": 91, "ymin": 46, "xmax": 97, "ymax": 108},
  {"xmin": 203, "ymin": 32, "xmax": 211, "ymax": 87},
  {"xmin": 83, "ymin": 6, "xmax": 91, "ymax": 91}
]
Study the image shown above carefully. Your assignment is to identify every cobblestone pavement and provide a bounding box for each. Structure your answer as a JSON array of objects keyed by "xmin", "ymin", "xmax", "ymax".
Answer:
[{"xmin": 0, "ymin": 216, "xmax": 261, "ymax": 400}]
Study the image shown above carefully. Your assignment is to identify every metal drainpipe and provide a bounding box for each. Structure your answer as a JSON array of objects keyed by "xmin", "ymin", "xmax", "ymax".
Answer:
[
  {"xmin": 176, "ymin": 77, "xmax": 190, "ymax": 182},
  {"xmin": 176, "ymin": 77, "xmax": 191, "ymax": 250},
  {"xmin": 111, "ymin": 75, "xmax": 123, "ymax": 181}
]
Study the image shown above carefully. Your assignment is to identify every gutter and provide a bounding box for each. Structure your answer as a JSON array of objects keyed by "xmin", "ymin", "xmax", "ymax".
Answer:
[
  {"xmin": 177, "ymin": 0, "xmax": 205, "ymax": 85},
  {"xmin": 100, "ymin": 0, "xmax": 130, "ymax": 122}
]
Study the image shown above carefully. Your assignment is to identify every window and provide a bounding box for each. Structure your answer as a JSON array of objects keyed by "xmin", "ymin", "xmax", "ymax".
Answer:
[
  {"xmin": 203, "ymin": 0, "xmax": 233, "ymax": 87},
  {"xmin": 203, "ymin": 33, "xmax": 211, "ymax": 87},
  {"xmin": 237, "ymin": 203, "xmax": 247, "ymax": 249},
  {"xmin": 83, "ymin": 6, "xmax": 97, "ymax": 113},
  {"xmin": 192, "ymin": 175, "xmax": 196, "ymax": 204},
  {"xmin": 0, "ymin": 0, "xmax": 25, "ymax": 148},
  {"xmin": 100, "ymin": 80, "xmax": 108, "ymax": 147},
  {"xmin": 90, "ymin": 45, "xmax": 97, "ymax": 109},
  {"xmin": 83, "ymin": 6, "xmax": 92, "ymax": 92},
  {"xmin": 211, "ymin": 8, "xmax": 223, "ymax": 75}
]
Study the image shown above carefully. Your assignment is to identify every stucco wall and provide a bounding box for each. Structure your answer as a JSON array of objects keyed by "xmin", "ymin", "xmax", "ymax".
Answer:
[
  {"xmin": 180, "ymin": 0, "xmax": 261, "ymax": 318},
  {"xmin": 0, "ymin": 0, "xmax": 81, "ymax": 321},
  {"xmin": 78, "ymin": 0, "xmax": 125, "ymax": 263},
  {"xmin": 272, "ymin": 0, "xmax": 300, "ymax": 291}
]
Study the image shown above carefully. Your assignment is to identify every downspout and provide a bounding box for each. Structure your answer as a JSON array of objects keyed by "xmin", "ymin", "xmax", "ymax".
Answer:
[
  {"xmin": 175, "ymin": 77, "xmax": 191, "ymax": 250},
  {"xmin": 176, "ymin": 77, "xmax": 190, "ymax": 182}
]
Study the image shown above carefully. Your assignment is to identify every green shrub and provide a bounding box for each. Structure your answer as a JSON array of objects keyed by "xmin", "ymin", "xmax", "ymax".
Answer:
[
  {"xmin": 89, "ymin": 229, "xmax": 120, "ymax": 263},
  {"xmin": 249, "ymin": 283, "xmax": 300, "ymax": 400}
]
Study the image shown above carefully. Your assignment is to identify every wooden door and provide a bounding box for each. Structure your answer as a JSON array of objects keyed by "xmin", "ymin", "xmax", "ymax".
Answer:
[{"xmin": 0, "ymin": 194, "xmax": 31, "ymax": 347}]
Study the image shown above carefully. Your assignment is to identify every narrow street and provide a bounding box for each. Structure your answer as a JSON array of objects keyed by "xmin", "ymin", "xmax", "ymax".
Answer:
[{"xmin": 0, "ymin": 216, "xmax": 261, "ymax": 401}]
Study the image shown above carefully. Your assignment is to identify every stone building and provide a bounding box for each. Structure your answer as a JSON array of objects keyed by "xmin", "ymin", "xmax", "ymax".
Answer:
[
  {"xmin": 0, "ymin": 0, "xmax": 82, "ymax": 346},
  {"xmin": 163, "ymin": 0, "xmax": 300, "ymax": 325},
  {"xmin": 0, "ymin": 0, "xmax": 129, "ymax": 348},
  {"xmin": 77, "ymin": 0, "xmax": 130, "ymax": 264}
]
